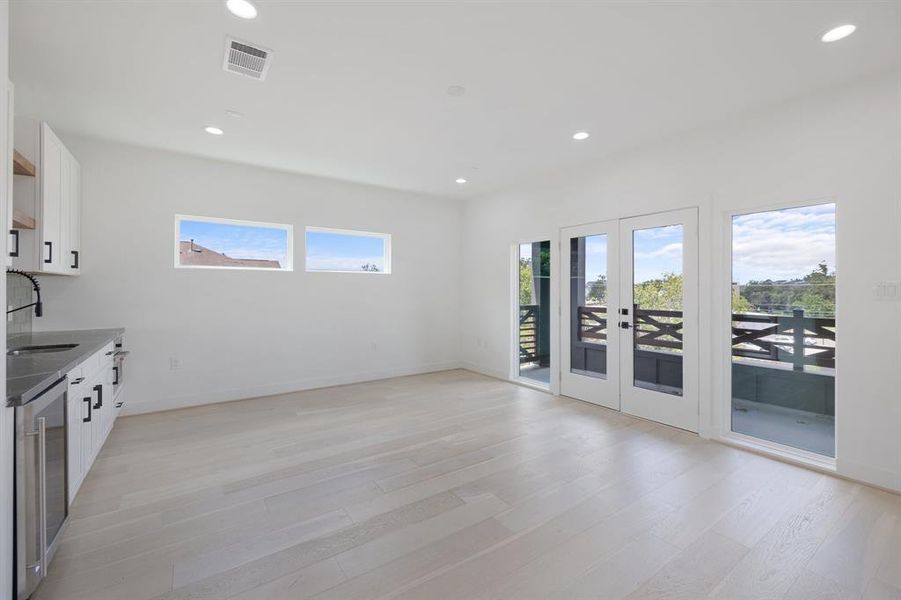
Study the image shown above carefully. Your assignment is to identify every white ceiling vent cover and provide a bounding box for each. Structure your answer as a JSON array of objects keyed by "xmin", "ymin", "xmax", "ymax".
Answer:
[{"xmin": 223, "ymin": 38, "xmax": 272, "ymax": 81}]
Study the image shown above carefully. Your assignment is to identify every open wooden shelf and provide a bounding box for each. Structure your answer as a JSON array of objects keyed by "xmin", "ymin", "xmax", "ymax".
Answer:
[
  {"xmin": 13, "ymin": 149, "xmax": 36, "ymax": 177},
  {"xmin": 12, "ymin": 208, "xmax": 36, "ymax": 230}
]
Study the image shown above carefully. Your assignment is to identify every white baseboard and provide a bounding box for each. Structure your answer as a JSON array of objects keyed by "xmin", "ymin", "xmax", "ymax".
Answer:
[
  {"xmin": 459, "ymin": 360, "xmax": 509, "ymax": 381},
  {"xmin": 121, "ymin": 361, "xmax": 464, "ymax": 416}
]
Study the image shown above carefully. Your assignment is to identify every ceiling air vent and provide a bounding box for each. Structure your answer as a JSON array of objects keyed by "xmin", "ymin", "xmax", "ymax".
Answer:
[{"xmin": 223, "ymin": 37, "xmax": 272, "ymax": 81}]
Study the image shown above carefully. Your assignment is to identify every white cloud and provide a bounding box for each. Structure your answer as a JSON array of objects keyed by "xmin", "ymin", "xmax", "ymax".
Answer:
[{"xmin": 732, "ymin": 205, "xmax": 835, "ymax": 282}]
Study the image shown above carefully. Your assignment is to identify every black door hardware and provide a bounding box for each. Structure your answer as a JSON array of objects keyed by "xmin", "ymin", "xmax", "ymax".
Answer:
[{"xmin": 83, "ymin": 397, "xmax": 92, "ymax": 423}]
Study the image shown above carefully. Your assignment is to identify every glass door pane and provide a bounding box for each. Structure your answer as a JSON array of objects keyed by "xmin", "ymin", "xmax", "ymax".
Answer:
[
  {"xmin": 632, "ymin": 225, "xmax": 684, "ymax": 396},
  {"xmin": 730, "ymin": 203, "xmax": 836, "ymax": 457},
  {"xmin": 570, "ymin": 234, "xmax": 609, "ymax": 379},
  {"xmin": 517, "ymin": 241, "xmax": 551, "ymax": 387}
]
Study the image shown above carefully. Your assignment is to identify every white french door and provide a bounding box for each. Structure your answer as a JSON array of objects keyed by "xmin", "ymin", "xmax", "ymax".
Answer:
[
  {"xmin": 561, "ymin": 208, "xmax": 699, "ymax": 432},
  {"xmin": 560, "ymin": 220, "xmax": 621, "ymax": 410}
]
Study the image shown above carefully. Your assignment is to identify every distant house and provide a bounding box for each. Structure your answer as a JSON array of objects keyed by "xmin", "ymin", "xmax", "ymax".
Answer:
[{"xmin": 179, "ymin": 240, "xmax": 281, "ymax": 269}]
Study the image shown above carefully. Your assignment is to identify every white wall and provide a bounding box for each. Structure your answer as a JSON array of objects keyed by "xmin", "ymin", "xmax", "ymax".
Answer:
[
  {"xmin": 461, "ymin": 70, "xmax": 901, "ymax": 492},
  {"xmin": 0, "ymin": 2, "xmax": 12, "ymax": 597},
  {"xmin": 34, "ymin": 138, "xmax": 462, "ymax": 415}
]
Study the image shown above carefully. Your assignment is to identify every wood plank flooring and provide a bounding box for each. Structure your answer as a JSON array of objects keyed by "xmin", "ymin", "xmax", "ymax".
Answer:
[{"xmin": 34, "ymin": 370, "xmax": 901, "ymax": 600}]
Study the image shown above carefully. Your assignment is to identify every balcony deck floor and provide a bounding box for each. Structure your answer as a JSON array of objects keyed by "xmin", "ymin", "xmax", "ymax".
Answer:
[{"xmin": 732, "ymin": 398, "xmax": 835, "ymax": 458}]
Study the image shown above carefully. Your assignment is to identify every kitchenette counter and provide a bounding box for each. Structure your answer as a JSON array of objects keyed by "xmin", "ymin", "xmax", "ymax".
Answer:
[{"xmin": 7, "ymin": 328, "xmax": 125, "ymax": 406}]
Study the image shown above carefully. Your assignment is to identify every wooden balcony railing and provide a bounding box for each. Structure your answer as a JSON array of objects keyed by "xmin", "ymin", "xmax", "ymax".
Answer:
[
  {"xmin": 561, "ymin": 306, "xmax": 836, "ymax": 371},
  {"xmin": 519, "ymin": 305, "xmax": 539, "ymax": 364}
]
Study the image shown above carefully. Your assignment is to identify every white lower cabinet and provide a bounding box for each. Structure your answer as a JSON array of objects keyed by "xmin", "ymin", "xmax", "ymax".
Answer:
[{"xmin": 66, "ymin": 342, "xmax": 118, "ymax": 503}]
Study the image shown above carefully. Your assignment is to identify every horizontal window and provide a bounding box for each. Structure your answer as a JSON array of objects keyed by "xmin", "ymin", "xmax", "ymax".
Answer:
[
  {"xmin": 305, "ymin": 227, "xmax": 391, "ymax": 274},
  {"xmin": 175, "ymin": 215, "xmax": 293, "ymax": 271}
]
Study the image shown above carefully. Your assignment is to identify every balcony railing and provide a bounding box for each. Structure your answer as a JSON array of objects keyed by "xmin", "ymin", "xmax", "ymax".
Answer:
[
  {"xmin": 519, "ymin": 304, "xmax": 539, "ymax": 364},
  {"xmin": 521, "ymin": 305, "xmax": 835, "ymax": 371}
]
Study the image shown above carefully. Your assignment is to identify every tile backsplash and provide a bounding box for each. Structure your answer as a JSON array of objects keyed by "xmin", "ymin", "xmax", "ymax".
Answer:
[{"xmin": 7, "ymin": 274, "xmax": 35, "ymax": 336}]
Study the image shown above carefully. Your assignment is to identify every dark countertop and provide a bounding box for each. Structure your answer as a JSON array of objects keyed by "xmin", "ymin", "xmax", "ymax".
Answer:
[{"xmin": 7, "ymin": 328, "xmax": 124, "ymax": 406}]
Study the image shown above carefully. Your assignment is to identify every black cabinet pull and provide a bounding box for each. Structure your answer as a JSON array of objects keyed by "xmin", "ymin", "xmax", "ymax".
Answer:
[
  {"xmin": 44, "ymin": 241, "xmax": 52, "ymax": 264},
  {"xmin": 93, "ymin": 383, "xmax": 103, "ymax": 409},
  {"xmin": 9, "ymin": 230, "xmax": 18, "ymax": 258},
  {"xmin": 71, "ymin": 250, "xmax": 79, "ymax": 269},
  {"xmin": 83, "ymin": 397, "xmax": 92, "ymax": 422},
  {"xmin": 70, "ymin": 377, "xmax": 85, "ymax": 385},
  {"xmin": 113, "ymin": 366, "xmax": 119, "ymax": 386}
]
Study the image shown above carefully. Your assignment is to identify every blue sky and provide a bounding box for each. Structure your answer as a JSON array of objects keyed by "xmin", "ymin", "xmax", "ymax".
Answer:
[
  {"xmin": 180, "ymin": 219, "xmax": 289, "ymax": 265},
  {"xmin": 566, "ymin": 204, "xmax": 836, "ymax": 287},
  {"xmin": 306, "ymin": 231, "xmax": 386, "ymax": 272},
  {"xmin": 633, "ymin": 225, "xmax": 683, "ymax": 283},
  {"xmin": 732, "ymin": 203, "xmax": 835, "ymax": 283}
]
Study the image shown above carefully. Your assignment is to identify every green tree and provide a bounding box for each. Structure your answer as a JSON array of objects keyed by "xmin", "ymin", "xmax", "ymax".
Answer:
[
  {"xmin": 586, "ymin": 274, "xmax": 607, "ymax": 304},
  {"xmin": 633, "ymin": 272, "xmax": 683, "ymax": 311},
  {"xmin": 519, "ymin": 258, "xmax": 534, "ymax": 305},
  {"xmin": 731, "ymin": 286, "xmax": 753, "ymax": 313},
  {"xmin": 738, "ymin": 261, "xmax": 835, "ymax": 316}
]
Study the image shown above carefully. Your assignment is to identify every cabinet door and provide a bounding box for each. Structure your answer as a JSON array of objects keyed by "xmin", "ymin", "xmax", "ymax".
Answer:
[
  {"xmin": 80, "ymin": 384, "xmax": 95, "ymax": 486},
  {"xmin": 103, "ymin": 368, "xmax": 115, "ymax": 440},
  {"xmin": 90, "ymin": 377, "xmax": 105, "ymax": 460},
  {"xmin": 40, "ymin": 123, "xmax": 65, "ymax": 273},
  {"xmin": 66, "ymin": 377, "xmax": 85, "ymax": 503},
  {"xmin": 67, "ymin": 155, "xmax": 81, "ymax": 273}
]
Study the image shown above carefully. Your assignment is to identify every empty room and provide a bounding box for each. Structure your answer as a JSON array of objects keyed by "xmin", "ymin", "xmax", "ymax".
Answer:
[{"xmin": 0, "ymin": 1, "xmax": 900, "ymax": 599}]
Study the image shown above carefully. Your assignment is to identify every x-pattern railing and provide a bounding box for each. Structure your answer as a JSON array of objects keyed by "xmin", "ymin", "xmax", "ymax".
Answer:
[{"xmin": 567, "ymin": 305, "xmax": 835, "ymax": 371}]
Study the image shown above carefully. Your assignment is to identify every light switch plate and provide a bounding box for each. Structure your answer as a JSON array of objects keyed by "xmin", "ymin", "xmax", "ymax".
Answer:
[{"xmin": 873, "ymin": 280, "xmax": 901, "ymax": 301}]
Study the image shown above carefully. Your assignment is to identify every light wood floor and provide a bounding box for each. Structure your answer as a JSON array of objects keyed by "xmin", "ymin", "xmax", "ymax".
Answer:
[{"xmin": 35, "ymin": 370, "xmax": 901, "ymax": 600}]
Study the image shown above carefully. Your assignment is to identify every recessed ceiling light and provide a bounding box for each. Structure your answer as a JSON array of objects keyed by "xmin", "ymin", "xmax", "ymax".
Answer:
[
  {"xmin": 226, "ymin": 0, "xmax": 258, "ymax": 19},
  {"xmin": 821, "ymin": 24, "xmax": 856, "ymax": 43},
  {"xmin": 455, "ymin": 178, "xmax": 467, "ymax": 184},
  {"xmin": 572, "ymin": 131, "xmax": 590, "ymax": 141},
  {"xmin": 204, "ymin": 126, "xmax": 224, "ymax": 136}
]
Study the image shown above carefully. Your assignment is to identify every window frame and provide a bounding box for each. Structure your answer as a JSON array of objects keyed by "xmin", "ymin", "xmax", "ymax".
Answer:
[
  {"xmin": 174, "ymin": 214, "xmax": 294, "ymax": 272},
  {"xmin": 304, "ymin": 226, "xmax": 392, "ymax": 275},
  {"xmin": 716, "ymin": 197, "xmax": 838, "ymax": 470}
]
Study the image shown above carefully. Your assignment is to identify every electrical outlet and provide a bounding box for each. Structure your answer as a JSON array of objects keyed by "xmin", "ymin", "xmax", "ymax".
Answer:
[
  {"xmin": 873, "ymin": 280, "xmax": 901, "ymax": 301},
  {"xmin": 169, "ymin": 357, "xmax": 181, "ymax": 370}
]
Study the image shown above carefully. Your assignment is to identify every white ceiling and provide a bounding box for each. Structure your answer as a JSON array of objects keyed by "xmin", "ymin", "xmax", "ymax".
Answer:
[{"xmin": 10, "ymin": 1, "xmax": 901, "ymax": 198}]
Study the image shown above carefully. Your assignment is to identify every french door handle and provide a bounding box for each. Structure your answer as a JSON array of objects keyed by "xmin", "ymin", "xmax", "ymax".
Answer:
[{"xmin": 620, "ymin": 321, "xmax": 632, "ymax": 329}]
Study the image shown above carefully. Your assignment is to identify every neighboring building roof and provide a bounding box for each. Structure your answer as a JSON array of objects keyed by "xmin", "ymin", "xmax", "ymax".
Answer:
[{"xmin": 179, "ymin": 240, "xmax": 281, "ymax": 269}]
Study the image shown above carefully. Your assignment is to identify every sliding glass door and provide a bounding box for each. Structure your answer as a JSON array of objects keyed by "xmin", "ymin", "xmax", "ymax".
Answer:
[
  {"xmin": 730, "ymin": 203, "xmax": 836, "ymax": 457},
  {"xmin": 516, "ymin": 241, "xmax": 551, "ymax": 387}
]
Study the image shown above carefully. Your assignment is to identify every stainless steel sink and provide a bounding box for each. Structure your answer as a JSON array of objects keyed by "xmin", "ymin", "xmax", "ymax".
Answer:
[{"xmin": 7, "ymin": 344, "xmax": 79, "ymax": 356}]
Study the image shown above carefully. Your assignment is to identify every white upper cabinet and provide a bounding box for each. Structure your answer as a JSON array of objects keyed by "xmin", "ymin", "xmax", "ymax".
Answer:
[
  {"xmin": 12, "ymin": 118, "xmax": 81, "ymax": 275},
  {"xmin": 68, "ymin": 152, "xmax": 82, "ymax": 273}
]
